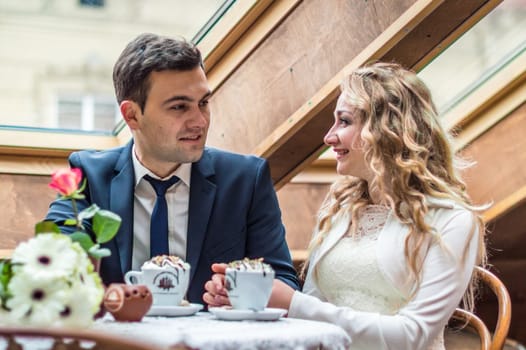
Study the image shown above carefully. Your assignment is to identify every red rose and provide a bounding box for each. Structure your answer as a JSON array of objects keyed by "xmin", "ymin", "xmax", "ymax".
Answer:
[{"xmin": 49, "ymin": 168, "xmax": 82, "ymax": 196}]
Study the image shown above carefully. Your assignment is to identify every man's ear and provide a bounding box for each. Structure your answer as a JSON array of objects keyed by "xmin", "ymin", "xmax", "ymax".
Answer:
[{"xmin": 120, "ymin": 100, "xmax": 140, "ymax": 129}]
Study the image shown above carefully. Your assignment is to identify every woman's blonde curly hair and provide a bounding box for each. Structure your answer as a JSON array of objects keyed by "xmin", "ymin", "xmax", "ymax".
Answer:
[{"xmin": 304, "ymin": 61, "xmax": 486, "ymax": 311}]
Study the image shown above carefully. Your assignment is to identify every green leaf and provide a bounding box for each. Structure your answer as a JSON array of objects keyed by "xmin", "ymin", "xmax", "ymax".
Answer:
[
  {"xmin": 78, "ymin": 178, "xmax": 87, "ymax": 193},
  {"xmin": 0, "ymin": 260, "xmax": 12, "ymax": 283},
  {"xmin": 63, "ymin": 218, "xmax": 77, "ymax": 226},
  {"xmin": 70, "ymin": 232, "xmax": 95, "ymax": 251},
  {"xmin": 72, "ymin": 193, "xmax": 86, "ymax": 200},
  {"xmin": 92, "ymin": 210, "xmax": 121, "ymax": 244},
  {"xmin": 78, "ymin": 204, "xmax": 100, "ymax": 221},
  {"xmin": 0, "ymin": 260, "xmax": 13, "ymax": 299},
  {"xmin": 35, "ymin": 221, "xmax": 61, "ymax": 234},
  {"xmin": 88, "ymin": 246, "xmax": 112, "ymax": 259}
]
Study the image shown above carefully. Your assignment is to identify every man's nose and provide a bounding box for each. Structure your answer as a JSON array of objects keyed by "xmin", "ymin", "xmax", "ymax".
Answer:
[{"xmin": 188, "ymin": 108, "xmax": 208, "ymax": 128}]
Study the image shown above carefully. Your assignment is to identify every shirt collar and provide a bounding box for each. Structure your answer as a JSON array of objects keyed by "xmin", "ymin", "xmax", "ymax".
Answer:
[{"xmin": 132, "ymin": 144, "xmax": 191, "ymax": 188}]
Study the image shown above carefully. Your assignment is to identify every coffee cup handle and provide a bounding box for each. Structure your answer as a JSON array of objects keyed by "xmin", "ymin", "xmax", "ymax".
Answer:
[{"xmin": 124, "ymin": 271, "xmax": 143, "ymax": 285}]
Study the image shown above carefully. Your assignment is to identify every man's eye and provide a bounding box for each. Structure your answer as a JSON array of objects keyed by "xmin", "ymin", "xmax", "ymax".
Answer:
[
  {"xmin": 199, "ymin": 100, "xmax": 210, "ymax": 108},
  {"xmin": 170, "ymin": 104, "xmax": 187, "ymax": 111}
]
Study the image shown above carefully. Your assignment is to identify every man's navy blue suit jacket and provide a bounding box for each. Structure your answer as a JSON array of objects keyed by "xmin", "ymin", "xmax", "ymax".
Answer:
[{"xmin": 45, "ymin": 141, "xmax": 299, "ymax": 303}]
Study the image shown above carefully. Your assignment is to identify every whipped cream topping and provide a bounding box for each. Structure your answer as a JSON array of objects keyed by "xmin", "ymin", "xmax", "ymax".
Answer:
[
  {"xmin": 142, "ymin": 255, "xmax": 190, "ymax": 271},
  {"xmin": 227, "ymin": 257, "xmax": 273, "ymax": 272}
]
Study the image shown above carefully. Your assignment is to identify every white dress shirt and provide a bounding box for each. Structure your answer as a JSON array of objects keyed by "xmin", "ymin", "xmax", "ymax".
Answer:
[{"xmin": 131, "ymin": 147, "xmax": 191, "ymax": 270}]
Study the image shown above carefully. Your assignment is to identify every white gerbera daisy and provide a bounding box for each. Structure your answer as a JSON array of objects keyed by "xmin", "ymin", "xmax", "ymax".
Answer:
[
  {"xmin": 79, "ymin": 271, "xmax": 104, "ymax": 314},
  {"xmin": 6, "ymin": 271, "xmax": 68, "ymax": 326},
  {"xmin": 57, "ymin": 285, "xmax": 96, "ymax": 328},
  {"xmin": 0, "ymin": 305, "xmax": 14, "ymax": 325},
  {"xmin": 11, "ymin": 234, "xmax": 79, "ymax": 278},
  {"xmin": 69, "ymin": 240, "xmax": 93, "ymax": 275}
]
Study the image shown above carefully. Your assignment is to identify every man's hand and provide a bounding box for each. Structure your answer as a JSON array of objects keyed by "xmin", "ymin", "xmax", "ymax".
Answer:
[{"xmin": 203, "ymin": 263, "xmax": 230, "ymax": 307}]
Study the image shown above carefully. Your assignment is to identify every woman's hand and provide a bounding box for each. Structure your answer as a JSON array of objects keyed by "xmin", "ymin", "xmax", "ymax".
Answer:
[
  {"xmin": 204, "ymin": 263, "xmax": 296, "ymax": 311},
  {"xmin": 203, "ymin": 263, "xmax": 230, "ymax": 307},
  {"xmin": 268, "ymin": 279, "xmax": 295, "ymax": 310}
]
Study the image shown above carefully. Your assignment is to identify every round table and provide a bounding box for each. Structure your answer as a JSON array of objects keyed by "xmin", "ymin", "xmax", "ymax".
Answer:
[{"xmin": 92, "ymin": 311, "xmax": 351, "ymax": 350}]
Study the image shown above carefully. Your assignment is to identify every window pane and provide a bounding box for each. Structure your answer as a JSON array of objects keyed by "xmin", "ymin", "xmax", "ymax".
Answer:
[
  {"xmin": 418, "ymin": 0, "xmax": 526, "ymax": 114},
  {"xmin": 93, "ymin": 98, "xmax": 119, "ymax": 132},
  {"xmin": 58, "ymin": 98, "xmax": 83, "ymax": 129},
  {"xmin": 0, "ymin": 0, "xmax": 230, "ymax": 134},
  {"xmin": 79, "ymin": 0, "xmax": 105, "ymax": 8}
]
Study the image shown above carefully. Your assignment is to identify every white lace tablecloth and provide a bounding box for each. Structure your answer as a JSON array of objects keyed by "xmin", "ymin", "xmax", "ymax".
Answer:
[{"xmin": 91, "ymin": 312, "xmax": 351, "ymax": 350}]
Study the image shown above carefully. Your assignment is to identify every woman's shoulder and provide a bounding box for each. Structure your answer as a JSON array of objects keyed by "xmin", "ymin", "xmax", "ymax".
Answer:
[
  {"xmin": 426, "ymin": 196, "xmax": 473, "ymax": 217},
  {"xmin": 425, "ymin": 197, "xmax": 477, "ymax": 238},
  {"xmin": 426, "ymin": 196, "xmax": 460, "ymax": 209}
]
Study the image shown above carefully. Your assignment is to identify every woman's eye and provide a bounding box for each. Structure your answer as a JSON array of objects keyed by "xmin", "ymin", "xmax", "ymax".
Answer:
[{"xmin": 338, "ymin": 117, "xmax": 351, "ymax": 126}]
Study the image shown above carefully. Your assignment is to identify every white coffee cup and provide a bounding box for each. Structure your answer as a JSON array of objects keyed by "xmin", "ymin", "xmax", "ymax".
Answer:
[
  {"xmin": 124, "ymin": 262, "xmax": 190, "ymax": 306},
  {"xmin": 225, "ymin": 268, "xmax": 275, "ymax": 311}
]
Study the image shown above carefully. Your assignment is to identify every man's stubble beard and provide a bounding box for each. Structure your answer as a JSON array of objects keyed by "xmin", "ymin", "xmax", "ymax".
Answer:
[{"xmin": 168, "ymin": 145, "xmax": 205, "ymax": 164}]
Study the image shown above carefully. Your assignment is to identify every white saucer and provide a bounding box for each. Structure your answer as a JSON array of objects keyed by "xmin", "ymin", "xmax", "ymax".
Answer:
[
  {"xmin": 146, "ymin": 303, "xmax": 203, "ymax": 317},
  {"xmin": 208, "ymin": 307, "xmax": 287, "ymax": 321}
]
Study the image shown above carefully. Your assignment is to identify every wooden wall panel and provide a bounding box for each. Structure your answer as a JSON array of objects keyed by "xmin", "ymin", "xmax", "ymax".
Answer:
[
  {"xmin": 277, "ymin": 183, "xmax": 330, "ymax": 251},
  {"xmin": 487, "ymin": 197, "xmax": 526, "ymax": 261},
  {"xmin": 207, "ymin": 0, "xmax": 415, "ymax": 153},
  {"xmin": 478, "ymin": 258, "xmax": 526, "ymax": 344},
  {"xmin": 483, "ymin": 199, "xmax": 526, "ymax": 343},
  {"xmin": 0, "ymin": 174, "xmax": 55, "ymax": 252},
  {"xmin": 460, "ymin": 103, "xmax": 526, "ymax": 206}
]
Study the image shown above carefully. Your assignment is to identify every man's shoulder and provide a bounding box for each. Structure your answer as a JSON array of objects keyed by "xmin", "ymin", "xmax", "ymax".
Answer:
[
  {"xmin": 203, "ymin": 147, "xmax": 264, "ymax": 165},
  {"xmin": 198, "ymin": 148, "xmax": 269, "ymax": 181},
  {"xmin": 70, "ymin": 145, "xmax": 128, "ymax": 167}
]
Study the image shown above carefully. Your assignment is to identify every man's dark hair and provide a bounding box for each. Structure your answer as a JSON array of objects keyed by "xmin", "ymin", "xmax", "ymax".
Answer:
[{"xmin": 113, "ymin": 33, "xmax": 204, "ymax": 111}]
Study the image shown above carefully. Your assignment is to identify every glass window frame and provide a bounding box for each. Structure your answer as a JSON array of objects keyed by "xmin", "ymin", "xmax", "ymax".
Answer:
[{"xmin": 0, "ymin": 0, "xmax": 265, "ymax": 159}]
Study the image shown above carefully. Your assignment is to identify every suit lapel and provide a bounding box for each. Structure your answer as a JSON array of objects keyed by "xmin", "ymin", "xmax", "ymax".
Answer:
[
  {"xmin": 110, "ymin": 141, "xmax": 135, "ymax": 275},
  {"xmin": 187, "ymin": 150, "xmax": 216, "ymax": 282}
]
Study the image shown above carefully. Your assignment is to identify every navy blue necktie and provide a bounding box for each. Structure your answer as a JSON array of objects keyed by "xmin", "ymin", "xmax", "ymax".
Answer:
[{"xmin": 144, "ymin": 175, "xmax": 180, "ymax": 258}]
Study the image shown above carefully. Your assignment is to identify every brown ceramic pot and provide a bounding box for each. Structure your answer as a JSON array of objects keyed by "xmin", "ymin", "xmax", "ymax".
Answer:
[{"xmin": 103, "ymin": 283, "xmax": 152, "ymax": 322}]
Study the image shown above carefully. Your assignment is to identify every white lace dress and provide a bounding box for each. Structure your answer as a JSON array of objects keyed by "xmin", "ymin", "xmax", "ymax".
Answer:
[{"xmin": 316, "ymin": 205, "xmax": 445, "ymax": 350}]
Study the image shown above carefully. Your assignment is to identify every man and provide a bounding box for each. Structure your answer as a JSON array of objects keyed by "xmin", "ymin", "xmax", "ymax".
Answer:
[{"xmin": 45, "ymin": 33, "xmax": 299, "ymax": 304}]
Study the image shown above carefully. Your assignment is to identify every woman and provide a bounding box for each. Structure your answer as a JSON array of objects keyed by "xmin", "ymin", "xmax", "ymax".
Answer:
[
  {"xmin": 204, "ymin": 62, "xmax": 486, "ymax": 349},
  {"xmin": 268, "ymin": 62, "xmax": 487, "ymax": 349}
]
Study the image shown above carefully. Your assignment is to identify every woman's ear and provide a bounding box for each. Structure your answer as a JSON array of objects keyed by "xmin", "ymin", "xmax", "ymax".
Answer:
[{"xmin": 120, "ymin": 100, "xmax": 140, "ymax": 130}]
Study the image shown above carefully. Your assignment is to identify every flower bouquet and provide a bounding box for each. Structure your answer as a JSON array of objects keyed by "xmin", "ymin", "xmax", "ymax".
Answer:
[{"xmin": 0, "ymin": 168, "xmax": 121, "ymax": 327}]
